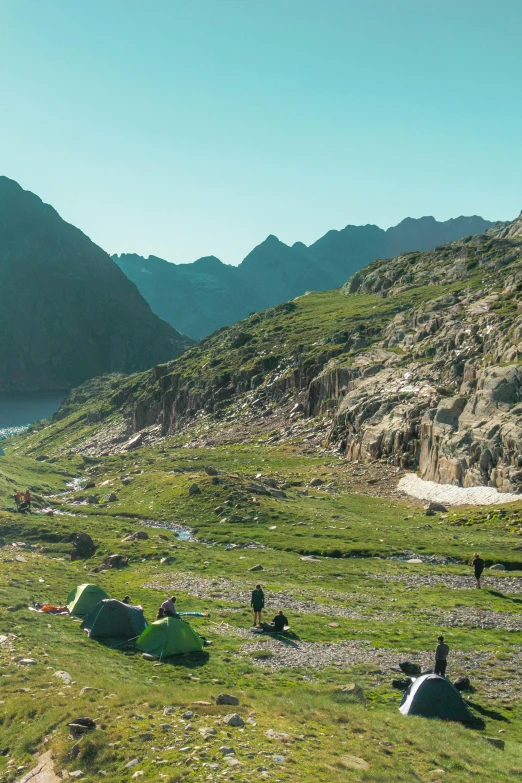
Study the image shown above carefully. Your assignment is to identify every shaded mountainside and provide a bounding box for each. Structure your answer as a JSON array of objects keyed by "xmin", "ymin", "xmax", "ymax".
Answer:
[
  {"xmin": 22, "ymin": 213, "xmax": 522, "ymax": 494},
  {"xmin": 114, "ymin": 215, "xmax": 495, "ymax": 339},
  {"xmin": 0, "ymin": 177, "xmax": 194, "ymax": 391}
]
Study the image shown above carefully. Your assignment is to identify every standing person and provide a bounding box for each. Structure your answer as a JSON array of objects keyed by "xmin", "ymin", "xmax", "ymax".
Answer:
[
  {"xmin": 251, "ymin": 584, "xmax": 265, "ymax": 627},
  {"xmin": 14, "ymin": 491, "xmax": 22, "ymax": 510},
  {"xmin": 434, "ymin": 635, "xmax": 449, "ymax": 677},
  {"xmin": 472, "ymin": 552, "xmax": 485, "ymax": 589},
  {"xmin": 24, "ymin": 489, "xmax": 31, "ymax": 510}
]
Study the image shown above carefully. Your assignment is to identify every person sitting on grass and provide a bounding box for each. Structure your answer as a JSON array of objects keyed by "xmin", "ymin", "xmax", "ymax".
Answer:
[
  {"xmin": 272, "ymin": 610, "xmax": 288, "ymax": 632},
  {"xmin": 472, "ymin": 552, "xmax": 485, "ymax": 589},
  {"xmin": 251, "ymin": 584, "xmax": 265, "ymax": 627},
  {"xmin": 122, "ymin": 595, "xmax": 131, "ymax": 604},
  {"xmin": 160, "ymin": 595, "xmax": 178, "ymax": 617},
  {"xmin": 434, "ymin": 635, "xmax": 449, "ymax": 677}
]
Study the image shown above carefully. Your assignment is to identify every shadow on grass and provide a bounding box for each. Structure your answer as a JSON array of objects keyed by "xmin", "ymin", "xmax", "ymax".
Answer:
[
  {"xmin": 90, "ymin": 637, "xmax": 211, "ymax": 668},
  {"xmin": 467, "ymin": 700, "xmax": 510, "ymax": 723},
  {"xmin": 487, "ymin": 588, "xmax": 522, "ymax": 605}
]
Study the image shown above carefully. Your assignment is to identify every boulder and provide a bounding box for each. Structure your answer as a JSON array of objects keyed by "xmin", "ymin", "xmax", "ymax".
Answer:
[
  {"xmin": 71, "ymin": 532, "xmax": 96, "ymax": 561},
  {"xmin": 309, "ymin": 478, "xmax": 323, "ymax": 487},
  {"xmin": 248, "ymin": 564, "xmax": 263, "ymax": 572},
  {"xmin": 489, "ymin": 563, "xmax": 507, "ymax": 571},
  {"xmin": 392, "ymin": 677, "xmax": 412, "ymax": 690},
  {"xmin": 205, "ymin": 466, "xmax": 218, "ymax": 476},
  {"xmin": 54, "ymin": 670, "xmax": 73, "ymax": 684},
  {"xmin": 483, "ymin": 736, "xmax": 505, "ymax": 750},
  {"xmin": 104, "ymin": 493, "xmax": 118, "ymax": 503},
  {"xmin": 399, "ymin": 661, "xmax": 421, "ymax": 676},
  {"xmin": 87, "ymin": 495, "xmax": 99, "ymax": 504},
  {"xmin": 453, "ymin": 676, "xmax": 470, "ymax": 691},
  {"xmin": 216, "ymin": 693, "xmax": 239, "ymax": 706},
  {"xmin": 99, "ymin": 554, "xmax": 128, "ymax": 570},
  {"xmin": 222, "ymin": 713, "xmax": 244, "ymax": 727},
  {"xmin": 122, "ymin": 531, "xmax": 149, "ymax": 542},
  {"xmin": 189, "ymin": 483, "xmax": 201, "ymax": 496},
  {"xmin": 338, "ymin": 683, "xmax": 366, "ymax": 705},
  {"xmin": 427, "ymin": 502, "xmax": 448, "ymax": 512}
]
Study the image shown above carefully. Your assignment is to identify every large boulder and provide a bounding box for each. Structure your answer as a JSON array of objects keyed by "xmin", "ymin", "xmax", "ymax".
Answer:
[{"xmin": 70, "ymin": 532, "xmax": 96, "ymax": 561}]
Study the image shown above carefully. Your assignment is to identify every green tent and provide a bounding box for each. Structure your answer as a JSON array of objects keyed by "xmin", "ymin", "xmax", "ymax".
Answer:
[
  {"xmin": 399, "ymin": 674, "xmax": 473, "ymax": 723},
  {"xmin": 67, "ymin": 584, "xmax": 109, "ymax": 617},
  {"xmin": 81, "ymin": 599, "xmax": 147, "ymax": 639},
  {"xmin": 136, "ymin": 616, "xmax": 204, "ymax": 658}
]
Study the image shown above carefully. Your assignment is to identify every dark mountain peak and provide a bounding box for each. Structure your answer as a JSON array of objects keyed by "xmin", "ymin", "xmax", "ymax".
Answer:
[
  {"xmin": 191, "ymin": 255, "xmax": 225, "ymax": 270},
  {"xmin": 0, "ymin": 178, "xmax": 193, "ymax": 391}
]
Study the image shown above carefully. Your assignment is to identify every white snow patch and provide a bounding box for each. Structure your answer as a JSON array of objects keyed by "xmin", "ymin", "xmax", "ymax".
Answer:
[{"xmin": 398, "ymin": 473, "xmax": 521, "ymax": 506}]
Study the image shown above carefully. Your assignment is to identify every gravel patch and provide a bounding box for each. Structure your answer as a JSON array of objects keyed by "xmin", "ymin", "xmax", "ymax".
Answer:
[
  {"xmin": 379, "ymin": 571, "xmax": 522, "ymax": 594},
  {"xmin": 145, "ymin": 573, "xmax": 395, "ymax": 622},
  {"xmin": 398, "ymin": 473, "xmax": 520, "ymax": 506},
  {"xmin": 239, "ymin": 638, "xmax": 522, "ymax": 698},
  {"xmin": 441, "ymin": 607, "xmax": 522, "ymax": 631}
]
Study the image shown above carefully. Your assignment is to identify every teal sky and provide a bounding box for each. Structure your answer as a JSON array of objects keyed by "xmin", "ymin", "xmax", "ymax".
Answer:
[{"xmin": 1, "ymin": 0, "xmax": 521, "ymax": 265}]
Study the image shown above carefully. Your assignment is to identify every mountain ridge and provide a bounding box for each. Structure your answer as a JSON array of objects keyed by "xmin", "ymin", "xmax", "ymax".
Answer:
[
  {"xmin": 114, "ymin": 214, "xmax": 497, "ymax": 339},
  {"xmin": 0, "ymin": 176, "xmax": 194, "ymax": 391}
]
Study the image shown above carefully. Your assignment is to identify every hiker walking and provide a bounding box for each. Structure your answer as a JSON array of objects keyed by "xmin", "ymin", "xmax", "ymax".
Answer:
[
  {"xmin": 434, "ymin": 635, "xmax": 449, "ymax": 677},
  {"xmin": 24, "ymin": 489, "xmax": 31, "ymax": 510},
  {"xmin": 251, "ymin": 583, "xmax": 265, "ymax": 627},
  {"xmin": 14, "ymin": 491, "xmax": 22, "ymax": 510},
  {"xmin": 472, "ymin": 552, "xmax": 485, "ymax": 589}
]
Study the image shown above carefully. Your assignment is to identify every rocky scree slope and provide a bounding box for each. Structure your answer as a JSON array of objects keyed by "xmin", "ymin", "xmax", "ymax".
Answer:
[
  {"xmin": 38, "ymin": 214, "xmax": 522, "ymax": 494},
  {"xmin": 115, "ymin": 215, "xmax": 495, "ymax": 339},
  {"xmin": 0, "ymin": 177, "xmax": 193, "ymax": 390}
]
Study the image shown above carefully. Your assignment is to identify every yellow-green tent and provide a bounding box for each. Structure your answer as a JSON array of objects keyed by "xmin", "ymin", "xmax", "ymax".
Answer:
[{"xmin": 67, "ymin": 584, "xmax": 108, "ymax": 617}]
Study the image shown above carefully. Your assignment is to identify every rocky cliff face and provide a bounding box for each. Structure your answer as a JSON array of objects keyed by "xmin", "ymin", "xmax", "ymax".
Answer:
[
  {"xmin": 46, "ymin": 213, "xmax": 522, "ymax": 493},
  {"xmin": 115, "ymin": 215, "xmax": 496, "ymax": 340},
  {"xmin": 0, "ymin": 177, "xmax": 194, "ymax": 390}
]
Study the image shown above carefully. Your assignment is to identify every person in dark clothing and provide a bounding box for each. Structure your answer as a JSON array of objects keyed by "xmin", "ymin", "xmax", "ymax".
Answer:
[
  {"xmin": 473, "ymin": 552, "xmax": 485, "ymax": 589},
  {"xmin": 251, "ymin": 584, "xmax": 265, "ymax": 627},
  {"xmin": 122, "ymin": 595, "xmax": 131, "ymax": 604},
  {"xmin": 434, "ymin": 635, "xmax": 449, "ymax": 676},
  {"xmin": 272, "ymin": 610, "xmax": 288, "ymax": 632}
]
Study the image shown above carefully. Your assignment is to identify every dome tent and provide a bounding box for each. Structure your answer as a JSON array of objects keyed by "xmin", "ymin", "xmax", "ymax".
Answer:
[
  {"xmin": 399, "ymin": 673, "xmax": 474, "ymax": 723},
  {"xmin": 81, "ymin": 599, "xmax": 147, "ymax": 639},
  {"xmin": 136, "ymin": 616, "xmax": 204, "ymax": 658},
  {"xmin": 67, "ymin": 584, "xmax": 109, "ymax": 617}
]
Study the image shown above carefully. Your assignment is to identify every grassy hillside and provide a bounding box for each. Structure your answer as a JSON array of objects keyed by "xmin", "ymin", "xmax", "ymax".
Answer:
[{"xmin": 1, "ymin": 437, "xmax": 522, "ymax": 782}]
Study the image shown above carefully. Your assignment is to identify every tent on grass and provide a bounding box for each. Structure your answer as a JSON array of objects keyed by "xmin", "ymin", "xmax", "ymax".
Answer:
[
  {"xmin": 399, "ymin": 673, "xmax": 474, "ymax": 723},
  {"xmin": 136, "ymin": 616, "xmax": 204, "ymax": 658},
  {"xmin": 81, "ymin": 599, "xmax": 147, "ymax": 639},
  {"xmin": 67, "ymin": 584, "xmax": 109, "ymax": 617}
]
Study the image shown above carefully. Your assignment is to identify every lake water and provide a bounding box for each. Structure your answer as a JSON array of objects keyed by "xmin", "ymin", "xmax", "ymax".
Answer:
[{"xmin": 0, "ymin": 391, "xmax": 68, "ymax": 438}]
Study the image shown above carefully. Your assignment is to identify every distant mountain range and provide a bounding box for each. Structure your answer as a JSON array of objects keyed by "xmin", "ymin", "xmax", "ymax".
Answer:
[
  {"xmin": 0, "ymin": 177, "xmax": 194, "ymax": 391},
  {"xmin": 114, "ymin": 215, "xmax": 496, "ymax": 340}
]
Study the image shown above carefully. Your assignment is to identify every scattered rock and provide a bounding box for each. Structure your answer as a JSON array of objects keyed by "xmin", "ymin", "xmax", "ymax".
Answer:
[
  {"xmin": 139, "ymin": 732, "xmax": 153, "ymax": 741},
  {"xmin": 97, "ymin": 554, "xmax": 128, "ymax": 570},
  {"xmin": 54, "ymin": 671, "xmax": 73, "ymax": 684},
  {"xmin": 309, "ymin": 478, "xmax": 323, "ymax": 487},
  {"xmin": 192, "ymin": 701, "xmax": 212, "ymax": 706},
  {"xmin": 272, "ymin": 755, "xmax": 286, "ymax": 764},
  {"xmin": 222, "ymin": 713, "xmax": 245, "ymax": 727},
  {"xmin": 339, "ymin": 755, "xmax": 370, "ymax": 770},
  {"xmin": 87, "ymin": 495, "xmax": 99, "ymax": 505},
  {"xmin": 224, "ymin": 757, "xmax": 242, "ymax": 767},
  {"xmin": 79, "ymin": 686, "xmax": 103, "ymax": 695},
  {"xmin": 220, "ymin": 746, "xmax": 235, "ymax": 756},
  {"xmin": 189, "ymin": 483, "xmax": 201, "ymax": 496},
  {"xmin": 216, "ymin": 693, "xmax": 239, "ymax": 706},
  {"xmin": 489, "ymin": 564, "xmax": 507, "ymax": 571},
  {"xmin": 182, "ymin": 711, "xmax": 194, "ymax": 719},
  {"xmin": 67, "ymin": 717, "xmax": 96, "ymax": 736},
  {"xmin": 19, "ymin": 659, "xmax": 37, "ymax": 666},
  {"xmin": 125, "ymin": 759, "xmax": 140, "ymax": 769},
  {"xmin": 104, "ymin": 493, "xmax": 118, "ymax": 502},
  {"xmin": 425, "ymin": 509, "xmax": 436, "ymax": 517},
  {"xmin": 163, "ymin": 706, "xmax": 175, "ymax": 715},
  {"xmin": 199, "ymin": 727, "xmax": 217, "ymax": 739},
  {"xmin": 205, "ymin": 466, "xmax": 218, "ymax": 476},
  {"xmin": 248, "ymin": 564, "xmax": 263, "ymax": 572}
]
